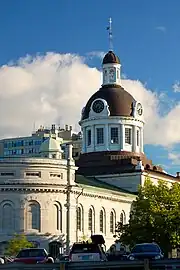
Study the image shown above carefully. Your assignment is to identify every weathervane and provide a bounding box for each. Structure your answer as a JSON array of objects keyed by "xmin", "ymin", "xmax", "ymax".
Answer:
[{"xmin": 107, "ymin": 17, "xmax": 113, "ymax": 51}]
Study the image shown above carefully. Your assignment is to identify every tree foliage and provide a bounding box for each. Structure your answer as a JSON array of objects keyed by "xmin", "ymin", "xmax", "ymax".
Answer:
[
  {"xmin": 5, "ymin": 234, "xmax": 33, "ymax": 256},
  {"xmin": 116, "ymin": 178, "xmax": 180, "ymax": 254}
]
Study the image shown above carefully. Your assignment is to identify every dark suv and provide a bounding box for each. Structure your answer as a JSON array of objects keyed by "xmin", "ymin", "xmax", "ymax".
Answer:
[{"xmin": 128, "ymin": 243, "xmax": 164, "ymax": 261}]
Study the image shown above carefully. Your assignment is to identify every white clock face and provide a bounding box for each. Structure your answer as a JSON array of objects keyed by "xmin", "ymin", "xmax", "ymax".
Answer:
[{"xmin": 136, "ymin": 103, "xmax": 143, "ymax": 116}]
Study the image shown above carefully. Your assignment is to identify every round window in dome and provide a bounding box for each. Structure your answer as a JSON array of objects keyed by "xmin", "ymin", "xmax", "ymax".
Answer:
[{"xmin": 92, "ymin": 100, "xmax": 104, "ymax": 113}]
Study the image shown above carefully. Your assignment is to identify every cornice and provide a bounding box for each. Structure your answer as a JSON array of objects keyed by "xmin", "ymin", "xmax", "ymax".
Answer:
[{"xmin": 0, "ymin": 185, "xmax": 133, "ymax": 203}]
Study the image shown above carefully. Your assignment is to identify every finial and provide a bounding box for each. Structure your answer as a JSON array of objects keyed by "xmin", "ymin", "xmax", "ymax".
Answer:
[{"xmin": 107, "ymin": 17, "xmax": 113, "ymax": 51}]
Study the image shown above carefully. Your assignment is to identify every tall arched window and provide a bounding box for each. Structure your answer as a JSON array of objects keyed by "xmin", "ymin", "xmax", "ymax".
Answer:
[
  {"xmin": 120, "ymin": 210, "xmax": 126, "ymax": 225},
  {"xmin": 88, "ymin": 207, "xmax": 95, "ymax": 233},
  {"xmin": 54, "ymin": 202, "xmax": 62, "ymax": 231},
  {"xmin": 27, "ymin": 201, "xmax": 40, "ymax": 231},
  {"xmin": 2, "ymin": 203, "xmax": 14, "ymax": 231},
  {"xmin": 77, "ymin": 205, "xmax": 83, "ymax": 231},
  {"xmin": 99, "ymin": 208, "xmax": 106, "ymax": 233},
  {"xmin": 110, "ymin": 210, "xmax": 116, "ymax": 233}
]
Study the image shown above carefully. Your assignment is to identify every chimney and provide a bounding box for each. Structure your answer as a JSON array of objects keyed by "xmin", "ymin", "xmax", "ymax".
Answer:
[
  {"xmin": 51, "ymin": 124, "xmax": 56, "ymax": 130},
  {"xmin": 176, "ymin": 172, "xmax": 180, "ymax": 178},
  {"xmin": 70, "ymin": 125, "xmax": 72, "ymax": 131},
  {"xmin": 66, "ymin": 143, "xmax": 73, "ymax": 160},
  {"xmin": 65, "ymin": 124, "xmax": 68, "ymax": 131}
]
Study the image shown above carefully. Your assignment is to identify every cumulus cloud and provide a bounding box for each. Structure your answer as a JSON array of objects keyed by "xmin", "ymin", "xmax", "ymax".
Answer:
[
  {"xmin": 86, "ymin": 51, "xmax": 105, "ymax": 60},
  {"xmin": 0, "ymin": 52, "xmax": 180, "ymax": 148},
  {"xmin": 168, "ymin": 152, "xmax": 180, "ymax": 165},
  {"xmin": 172, "ymin": 81, "xmax": 180, "ymax": 92}
]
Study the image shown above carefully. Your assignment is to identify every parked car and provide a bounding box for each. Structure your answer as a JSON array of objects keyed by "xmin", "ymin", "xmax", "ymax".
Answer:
[
  {"xmin": 128, "ymin": 243, "xmax": 164, "ymax": 261},
  {"xmin": 13, "ymin": 248, "xmax": 54, "ymax": 264},
  {"xmin": 69, "ymin": 242, "xmax": 107, "ymax": 262}
]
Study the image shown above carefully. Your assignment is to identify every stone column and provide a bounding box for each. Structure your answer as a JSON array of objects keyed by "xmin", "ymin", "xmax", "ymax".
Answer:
[
  {"xmin": 82, "ymin": 127, "xmax": 86, "ymax": 153},
  {"xmin": 121, "ymin": 124, "xmax": 125, "ymax": 150},
  {"xmin": 133, "ymin": 125, "xmax": 137, "ymax": 152},
  {"xmin": 105, "ymin": 124, "xmax": 109, "ymax": 150},
  {"xmin": 92, "ymin": 125, "xmax": 95, "ymax": 151},
  {"xmin": 140, "ymin": 127, "xmax": 144, "ymax": 153}
]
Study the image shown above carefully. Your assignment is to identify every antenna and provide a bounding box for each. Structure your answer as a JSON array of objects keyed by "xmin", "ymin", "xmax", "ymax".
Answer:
[
  {"xmin": 107, "ymin": 17, "xmax": 113, "ymax": 51},
  {"xmin": 33, "ymin": 121, "xmax": 36, "ymax": 133}
]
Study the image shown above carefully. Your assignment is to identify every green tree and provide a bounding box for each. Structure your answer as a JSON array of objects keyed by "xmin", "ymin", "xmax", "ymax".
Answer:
[
  {"xmin": 116, "ymin": 178, "xmax": 180, "ymax": 255},
  {"xmin": 5, "ymin": 234, "xmax": 33, "ymax": 256}
]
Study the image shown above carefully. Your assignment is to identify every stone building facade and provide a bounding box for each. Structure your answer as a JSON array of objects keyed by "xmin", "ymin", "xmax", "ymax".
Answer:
[{"xmin": 0, "ymin": 47, "xmax": 179, "ymax": 254}]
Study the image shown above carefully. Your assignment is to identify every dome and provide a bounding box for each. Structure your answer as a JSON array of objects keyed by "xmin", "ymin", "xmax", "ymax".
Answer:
[
  {"xmin": 81, "ymin": 85, "xmax": 135, "ymax": 120},
  {"xmin": 102, "ymin": 51, "xmax": 120, "ymax": 64},
  {"xmin": 39, "ymin": 137, "xmax": 62, "ymax": 153}
]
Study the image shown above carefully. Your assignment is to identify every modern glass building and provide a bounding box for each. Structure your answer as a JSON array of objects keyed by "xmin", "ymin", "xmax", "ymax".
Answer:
[{"xmin": 0, "ymin": 124, "xmax": 82, "ymax": 159}]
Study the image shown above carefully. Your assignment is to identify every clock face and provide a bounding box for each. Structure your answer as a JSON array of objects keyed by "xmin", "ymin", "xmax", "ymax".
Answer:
[
  {"xmin": 136, "ymin": 103, "xmax": 143, "ymax": 116},
  {"xmin": 92, "ymin": 100, "xmax": 104, "ymax": 113}
]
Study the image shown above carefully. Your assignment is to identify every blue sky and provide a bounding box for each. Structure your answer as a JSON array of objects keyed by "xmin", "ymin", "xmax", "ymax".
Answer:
[{"xmin": 0, "ymin": 0, "xmax": 180, "ymax": 175}]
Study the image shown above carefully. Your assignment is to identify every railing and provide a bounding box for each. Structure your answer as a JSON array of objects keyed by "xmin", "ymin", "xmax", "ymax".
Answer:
[{"xmin": 0, "ymin": 259, "xmax": 180, "ymax": 270}]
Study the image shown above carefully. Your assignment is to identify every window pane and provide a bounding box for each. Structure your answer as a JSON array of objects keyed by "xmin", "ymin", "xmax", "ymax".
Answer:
[
  {"xmin": 96, "ymin": 128, "xmax": 104, "ymax": 144},
  {"xmin": 125, "ymin": 128, "xmax": 132, "ymax": 144},
  {"xmin": 87, "ymin": 130, "xmax": 91, "ymax": 146},
  {"xmin": 77, "ymin": 207, "xmax": 81, "ymax": 231},
  {"xmin": 88, "ymin": 208, "xmax": 93, "ymax": 231},
  {"xmin": 100, "ymin": 210, "xmax": 104, "ymax": 232},
  {"xmin": 28, "ymin": 203, "xmax": 40, "ymax": 231},
  {"xmin": 111, "ymin": 127, "xmax": 119, "ymax": 144},
  {"xmin": 110, "ymin": 212, "xmax": 114, "ymax": 233}
]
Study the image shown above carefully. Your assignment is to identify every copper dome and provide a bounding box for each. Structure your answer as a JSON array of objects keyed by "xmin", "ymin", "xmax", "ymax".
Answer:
[
  {"xmin": 81, "ymin": 85, "xmax": 135, "ymax": 120},
  {"xmin": 102, "ymin": 51, "xmax": 120, "ymax": 64}
]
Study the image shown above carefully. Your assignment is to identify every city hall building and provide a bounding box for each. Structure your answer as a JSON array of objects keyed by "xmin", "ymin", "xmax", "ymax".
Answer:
[{"xmin": 0, "ymin": 49, "xmax": 179, "ymax": 252}]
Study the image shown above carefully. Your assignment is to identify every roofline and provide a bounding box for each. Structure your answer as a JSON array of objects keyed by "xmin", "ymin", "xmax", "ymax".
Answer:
[{"xmin": 144, "ymin": 169, "xmax": 179, "ymax": 181}]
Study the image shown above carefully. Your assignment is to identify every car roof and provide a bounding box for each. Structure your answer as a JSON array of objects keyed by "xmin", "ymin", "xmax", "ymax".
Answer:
[
  {"xmin": 20, "ymin": 248, "xmax": 45, "ymax": 251},
  {"xmin": 135, "ymin": 243, "xmax": 158, "ymax": 246}
]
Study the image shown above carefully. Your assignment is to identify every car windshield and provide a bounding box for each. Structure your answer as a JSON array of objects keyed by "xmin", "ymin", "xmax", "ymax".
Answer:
[
  {"xmin": 16, "ymin": 249, "xmax": 47, "ymax": 258},
  {"xmin": 71, "ymin": 244, "xmax": 100, "ymax": 254},
  {"xmin": 131, "ymin": 244, "xmax": 160, "ymax": 253}
]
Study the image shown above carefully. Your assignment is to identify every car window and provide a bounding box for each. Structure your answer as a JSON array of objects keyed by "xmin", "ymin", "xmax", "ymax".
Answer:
[
  {"xmin": 71, "ymin": 244, "xmax": 100, "ymax": 254},
  {"xmin": 131, "ymin": 244, "xmax": 160, "ymax": 253},
  {"xmin": 17, "ymin": 249, "xmax": 46, "ymax": 258}
]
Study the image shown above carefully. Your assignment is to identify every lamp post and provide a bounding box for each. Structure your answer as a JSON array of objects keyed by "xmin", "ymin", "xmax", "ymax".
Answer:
[
  {"xmin": 65, "ymin": 143, "xmax": 73, "ymax": 255},
  {"xmin": 76, "ymin": 188, "xmax": 84, "ymax": 242}
]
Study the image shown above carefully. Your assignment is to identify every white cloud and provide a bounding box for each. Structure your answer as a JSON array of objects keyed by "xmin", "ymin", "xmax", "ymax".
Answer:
[
  {"xmin": 168, "ymin": 152, "xmax": 180, "ymax": 165},
  {"xmin": 0, "ymin": 52, "xmax": 180, "ymax": 148},
  {"xmin": 86, "ymin": 51, "xmax": 105, "ymax": 60},
  {"xmin": 172, "ymin": 81, "xmax": 180, "ymax": 92},
  {"xmin": 155, "ymin": 26, "xmax": 166, "ymax": 33}
]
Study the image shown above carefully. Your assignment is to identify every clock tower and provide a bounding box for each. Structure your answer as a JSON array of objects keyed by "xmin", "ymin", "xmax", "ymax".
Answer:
[{"xmin": 77, "ymin": 18, "xmax": 145, "ymax": 176}]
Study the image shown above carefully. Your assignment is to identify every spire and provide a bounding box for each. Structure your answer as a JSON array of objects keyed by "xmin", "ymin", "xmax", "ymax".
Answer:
[{"xmin": 107, "ymin": 17, "xmax": 113, "ymax": 51}]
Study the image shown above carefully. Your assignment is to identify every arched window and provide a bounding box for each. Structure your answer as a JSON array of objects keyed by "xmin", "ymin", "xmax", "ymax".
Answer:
[
  {"xmin": 2, "ymin": 203, "xmax": 14, "ymax": 231},
  {"xmin": 110, "ymin": 210, "xmax": 116, "ymax": 233},
  {"xmin": 27, "ymin": 201, "xmax": 40, "ymax": 231},
  {"xmin": 99, "ymin": 208, "xmax": 106, "ymax": 233},
  {"xmin": 88, "ymin": 207, "xmax": 95, "ymax": 233},
  {"xmin": 77, "ymin": 205, "xmax": 83, "ymax": 231},
  {"xmin": 54, "ymin": 202, "xmax": 62, "ymax": 231},
  {"xmin": 120, "ymin": 210, "xmax": 126, "ymax": 225}
]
